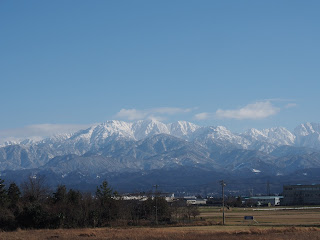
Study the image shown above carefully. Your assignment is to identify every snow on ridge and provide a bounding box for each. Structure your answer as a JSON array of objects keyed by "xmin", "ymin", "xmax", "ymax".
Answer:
[
  {"xmin": 132, "ymin": 119, "xmax": 170, "ymax": 140},
  {"xmin": 294, "ymin": 122, "xmax": 320, "ymax": 136},
  {"xmin": 3, "ymin": 120, "xmax": 320, "ymax": 152},
  {"xmin": 242, "ymin": 126, "xmax": 295, "ymax": 147},
  {"xmin": 168, "ymin": 121, "xmax": 199, "ymax": 139},
  {"xmin": 94, "ymin": 120, "xmax": 134, "ymax": 140},
  {"xmin": 261, "ymin": 127, "xmax": 295, "ymax": 145},
  {"xmin": 0, "ymin": 139, "xmax": 24, "ymax": 147},
  {"xmin": 294, "ymin": 122, "xmax": 320, "ymax": 149}
]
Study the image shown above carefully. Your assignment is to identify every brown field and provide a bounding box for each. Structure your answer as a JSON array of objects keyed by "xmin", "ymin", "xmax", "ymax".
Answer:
[
  {"xmin": 198, "ymin": 206, "xmax": 320, "ymax": 226},
  {"xmin": 1, "ymin": 226, "xmax": 320, "ymax": 240},
  {"xmin": 2, "ymin": 207, "xmax": 320, "ymax": 240}
]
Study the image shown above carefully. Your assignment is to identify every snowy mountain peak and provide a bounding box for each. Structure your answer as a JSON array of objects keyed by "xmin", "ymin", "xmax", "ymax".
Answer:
[
  {"xmin": 0, "ymin": 140, "xmax": 22, "ymax": 147},
  {"xmin": 242, "ymin": 128, "xmax": 266, "ymax": 141},
  {"xmin": 294, "ymin": 122, "xmax": 320, "ymax": 136},
  {"xmin": 241, "ymin": 127, "xmax": 295, "ymax": 150},
  {"xmin": 294, "ymin": 123, "xmax": 320, "ymax": 148},
  {"xmin": 207, "ymin": 126, "xmax": 233, "ymax": 137},
  {"xmin": 3, "ymin": 120, "xmax": 320, "ymax": 178},
  {"xmin": 91, "ymin": 121, "xmax": 134, "ymax": 141},
  {"xmin": 245, "ymin": 128, "xmax": 263, "ymax": 135},
  {"xmin": 132, "ymin": 119, "xmax": 170, "ymax": 140},
  {"xmin": 261, "ymin": 127, "xmax": 296, "ymax": 145},
  {"xmin": 168, "ymin": 121, "xmax": 199, "ymax": 139},
  {"xmin": 4, "ymin": 120, "xmax": 320, "ymax": 156}
]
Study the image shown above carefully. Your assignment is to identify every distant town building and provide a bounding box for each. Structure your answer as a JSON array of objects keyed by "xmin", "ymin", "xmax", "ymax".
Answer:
[
  {"xmin": 120, "ymin": 193, "xmax": 175, "ymax": 202},
  {"xmin": 121, "ymin": 195, "xmax": 148, "ymax": 201},
  {"xmin": 282, "ymin": 184, "xmax": 320, "ymax": 205},
  {"xmin": 245, "ymin": 196, "xmax": 283, "ymax": 206},
  {"xmin": 184, "ymin": 196, "xmax": 207, "ymax": 205}
]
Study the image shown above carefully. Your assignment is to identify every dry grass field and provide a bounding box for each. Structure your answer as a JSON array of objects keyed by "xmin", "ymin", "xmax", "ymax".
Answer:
[
  {"xmin": 2, "ymin": 207, "xmax": 320, "ymax": 240},
  {"xmin": 199, "ymin": 206, "xmax": 320, "ymax": 226},
  {"xmin": 1, "ymin": 226, "xmax": 320, "ymax": 240}
]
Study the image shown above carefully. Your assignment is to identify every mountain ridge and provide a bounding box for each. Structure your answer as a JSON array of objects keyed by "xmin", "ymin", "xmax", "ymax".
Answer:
[{"xmin": 1, "ymin": 120, "xmax": 320, "ymax": 193}]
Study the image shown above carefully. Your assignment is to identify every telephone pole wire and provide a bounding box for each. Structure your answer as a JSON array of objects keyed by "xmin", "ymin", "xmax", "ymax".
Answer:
[{"xmin": 220, "ymin": 180, "xmax": 226, "ymax": 225}]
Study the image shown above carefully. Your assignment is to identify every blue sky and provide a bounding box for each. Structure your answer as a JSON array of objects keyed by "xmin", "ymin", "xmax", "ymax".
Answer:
[{"xmin": 1, "ymin": 1, "xmax": 320, "ymax": 140}]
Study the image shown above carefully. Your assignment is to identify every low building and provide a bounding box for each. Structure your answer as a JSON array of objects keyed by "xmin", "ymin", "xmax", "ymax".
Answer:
[
  {"xmin": 121, "ymin": 195, "xmax": 148, "ymax": 201},
  {"xmin": 245, "ymin": 196, "xmax": 283, "ymax": 206},
  {"xmin": 282, "ymin": 184, "xmax": 320, "ymax": 205},
  {"xmin": 184, "ymin": 196, "xmax": 207, "ymax": 205},
  {"xmin": 120, "ymin": 193, "xmax": 176, "ymax": 202}
]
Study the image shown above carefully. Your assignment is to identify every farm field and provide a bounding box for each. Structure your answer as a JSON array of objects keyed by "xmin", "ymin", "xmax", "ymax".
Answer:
[
  {"xmin": 198, "ymin": 206, "xmax": 320, "ymax": 226},
  {"xmin": 1, "ymin": 226, "xmax": 320, "ymax": 240},
  {"xmin": 2, "ymin": 206, "xmax": 320, "ymax": 240}
]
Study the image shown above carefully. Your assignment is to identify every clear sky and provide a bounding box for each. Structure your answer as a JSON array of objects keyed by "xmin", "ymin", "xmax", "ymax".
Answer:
[{"xmin": 1, "ymin": 0, "xmax": 320, "ymax": 140}]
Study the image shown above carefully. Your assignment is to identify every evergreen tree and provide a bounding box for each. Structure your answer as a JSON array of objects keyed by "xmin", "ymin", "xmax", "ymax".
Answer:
[
  {"xmin": 65, "ymin": 189, "xmax": 82, "ymax": 227},
  {"xmin": 7, "ymin": 182, "xmax": 21, "ymax": 206},
  {"xmin": 7, "ymin": 182, "xmax": 22, "ymax": 218},
  {"xmin": 96, "ymin": 181, "xmax": 113, "ymax": 200},
  {"xmin": 53, "ymin": 185, "xmax": 67, "ymax": 204},
  {"xmin": 0, "ymin": 178, "xmax": 8, "ymax": 208},
  {"xmin": 51, "ymin": 185, "xmax": 68, "ymax": 227},
  {"xmin": 95, "ymin": 181, "xmax": 118, "ymax": 225}
]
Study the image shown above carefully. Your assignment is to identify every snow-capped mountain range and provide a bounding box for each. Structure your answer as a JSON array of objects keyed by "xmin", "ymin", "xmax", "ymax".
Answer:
[
  {"xmin": 0, "ymin": 120, "xmax": 314, "ymax": 147},
  {"xmin": 1, "ymin": 120, "xmax": 320, "ymax": 193},
  {"xmin": 2, "ymin": 120, "xmax": 318, "ymax": 154}
]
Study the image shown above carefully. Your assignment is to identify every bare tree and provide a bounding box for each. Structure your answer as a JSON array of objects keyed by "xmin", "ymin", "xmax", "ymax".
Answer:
[{"xmin": 21, "ymin": 175, "xmax": 49, "ymax": 203}]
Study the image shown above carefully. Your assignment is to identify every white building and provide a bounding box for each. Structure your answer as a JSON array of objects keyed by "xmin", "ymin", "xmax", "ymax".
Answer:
[
  {"xmin": 184, "ymin": 196, "xmax": 207, "ymax": 205},
  {"xmin": 246, "ymin": 196, "xmax": 283, "ymax": 206}
]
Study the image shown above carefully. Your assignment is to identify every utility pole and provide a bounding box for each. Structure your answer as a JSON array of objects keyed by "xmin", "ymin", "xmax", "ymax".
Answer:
[
  {"xmin": 153, "ymin": 184, "xmax": 159, "ymax": 225},
  {"xmin": 267, "ymin": 181, "xmax": 270, "ymax": 196},
  {"xmin": 220, "ymin": 180, "xmax": 226, "ymax": 225},
  {"xmin": 249, "ymin": 188, "xmax": 254, "ymax": 197}
]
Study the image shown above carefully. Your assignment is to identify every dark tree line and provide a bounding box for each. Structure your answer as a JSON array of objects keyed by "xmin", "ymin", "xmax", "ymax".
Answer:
[{"xmin": 0, "ymin": 177, "xmax": 199, "ymax": 230}]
